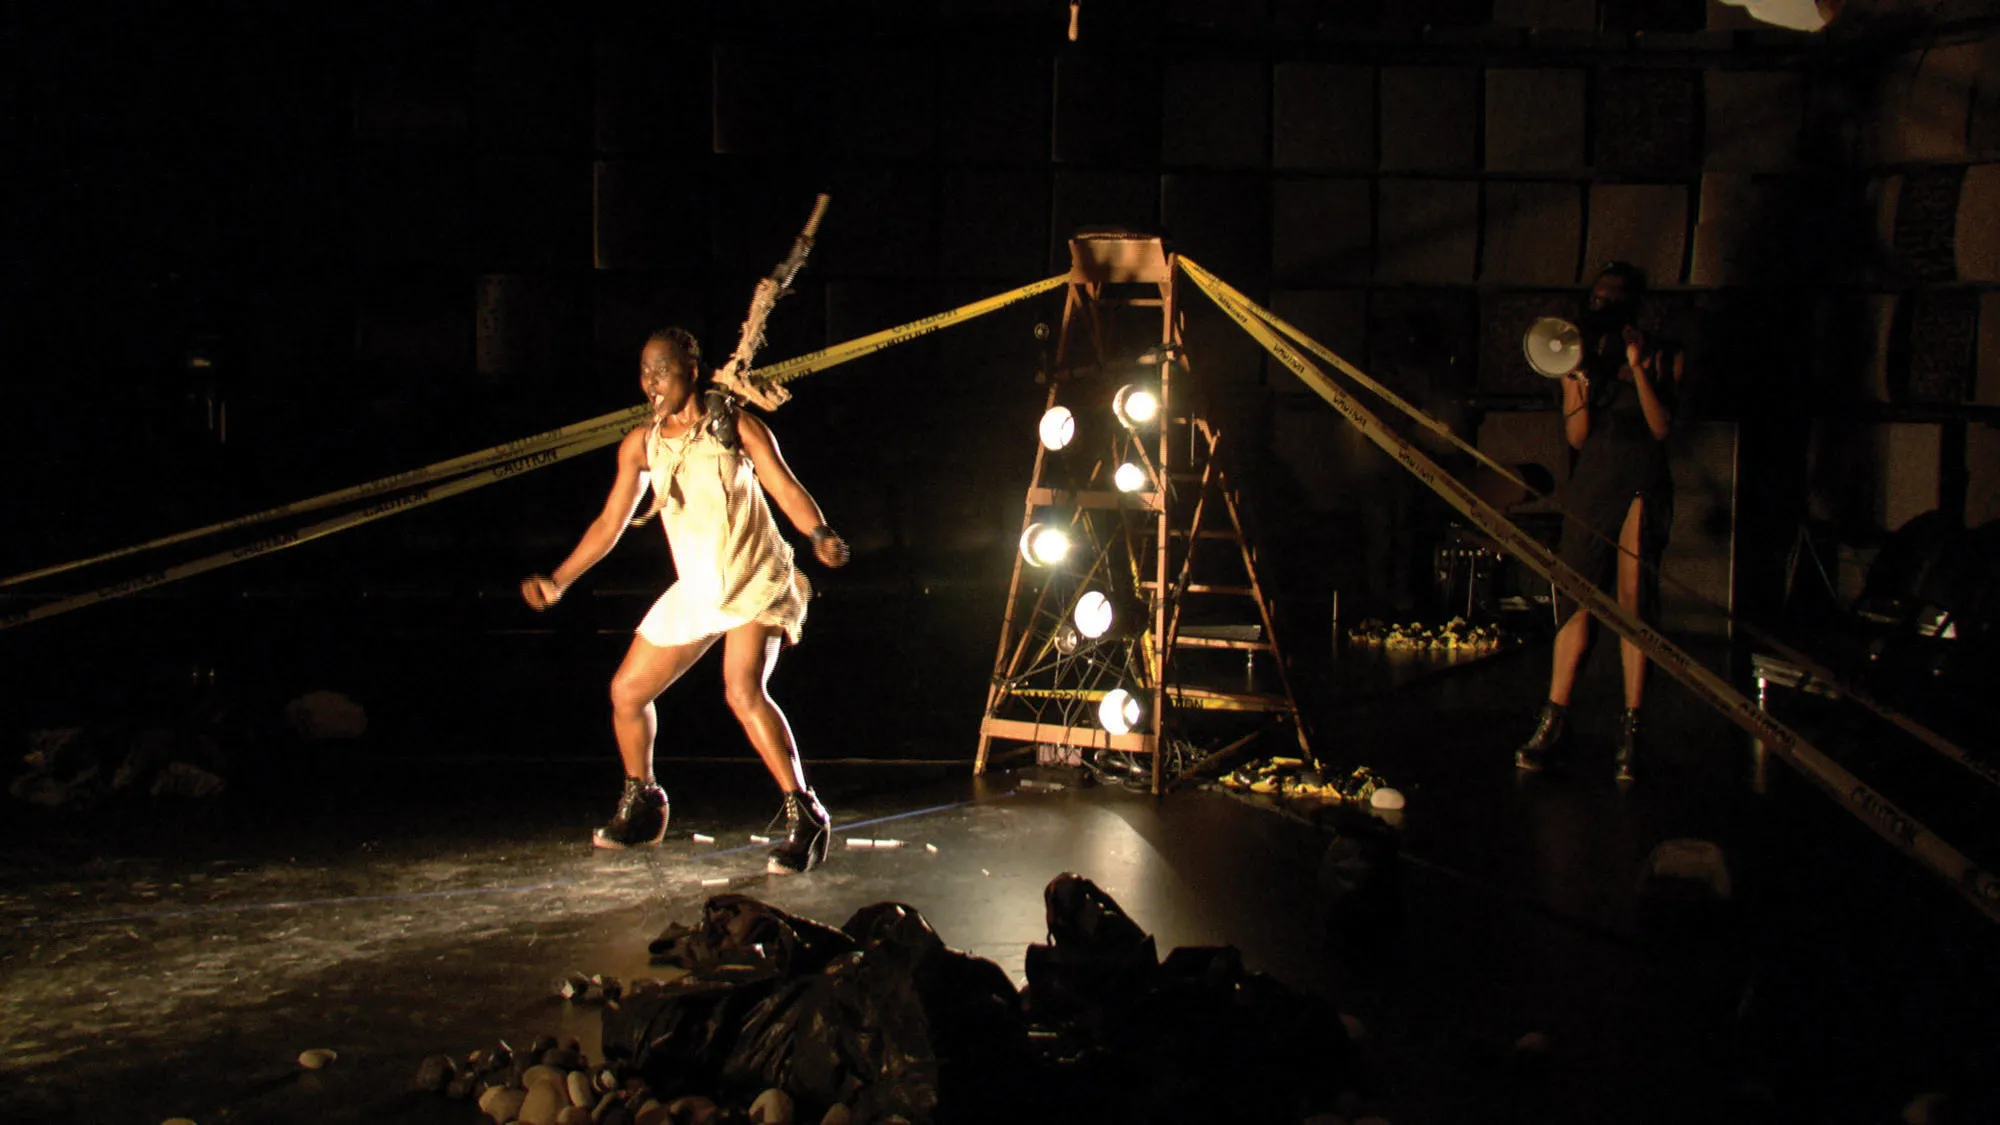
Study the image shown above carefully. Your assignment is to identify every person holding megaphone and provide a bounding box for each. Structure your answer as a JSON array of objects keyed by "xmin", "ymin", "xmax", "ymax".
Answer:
[{"xmin": 1515, "ymin": 263, "xmax": 1684, "ymax": 783}]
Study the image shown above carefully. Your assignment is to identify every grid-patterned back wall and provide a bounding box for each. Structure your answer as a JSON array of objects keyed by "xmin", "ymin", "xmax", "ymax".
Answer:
[{"xmin": 350, "ymin": 4, "xmax": 2000, "ymax": 567}]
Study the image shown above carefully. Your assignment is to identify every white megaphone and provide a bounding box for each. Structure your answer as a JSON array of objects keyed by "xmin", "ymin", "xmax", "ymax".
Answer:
[{"xmin": 1522, "ymin": 317, "xmax": 1583, "ymax": 378}]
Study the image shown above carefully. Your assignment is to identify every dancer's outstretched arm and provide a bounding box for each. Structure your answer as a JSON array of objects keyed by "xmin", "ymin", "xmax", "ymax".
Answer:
[{"xmin": 521, "ymin": 427, "xmax": 652, "ymax": 609}]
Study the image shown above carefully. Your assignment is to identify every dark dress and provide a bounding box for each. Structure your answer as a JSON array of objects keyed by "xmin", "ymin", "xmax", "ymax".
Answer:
[{"xmin": 1553, "ymin": 348, "xmax": 1677, "ymax": 624}]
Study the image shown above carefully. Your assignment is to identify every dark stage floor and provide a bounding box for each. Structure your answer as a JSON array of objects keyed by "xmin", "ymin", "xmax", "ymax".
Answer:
[{"xmin": 5, "ymin": 626, "xmax": 2000, "ymax": 1125}]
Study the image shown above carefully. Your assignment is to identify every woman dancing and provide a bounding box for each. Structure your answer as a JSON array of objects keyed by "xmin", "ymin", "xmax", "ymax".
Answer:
[{"xmin": 522, "ymin": 327, "xmax": 849, "ymax": 872}]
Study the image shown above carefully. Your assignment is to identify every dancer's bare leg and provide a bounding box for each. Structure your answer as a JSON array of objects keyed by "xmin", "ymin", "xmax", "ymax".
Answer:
[
  {"xmin": 1616, "ymin": 498, "xmax": 1647, "ymax": 710},
  {"xmin": 609, "ymin": 633, "xmax": 716, "ymax": 782},
  {"xmin": 720, "ymin": 622, "xmax": 807, "ymax": 793},
  {"xmin": 1546, "ymin": 608, "xmax": 1592, "ymax": 706}
]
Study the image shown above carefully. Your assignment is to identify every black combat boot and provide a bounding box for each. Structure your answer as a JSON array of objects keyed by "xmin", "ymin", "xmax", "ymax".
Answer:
[
  {"xmin": 766, "ymin": 788, "xmax": 830, "ymax": 874},
  {"xmin": 592, "ymin": 777, "xmax": 669, "ymax": 849},
  {"xmin": 1613, "ymin": 708, "xmax": 1640, "ymax": 783},
  {"xmin": 1514, "ymin": 701, "xmax": 1570, "ymax": 772}
]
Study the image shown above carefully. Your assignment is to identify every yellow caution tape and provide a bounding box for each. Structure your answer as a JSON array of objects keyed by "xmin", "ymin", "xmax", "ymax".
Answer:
[
  {"xmin": 1181, "ymin": 256, "xmax": 2000, "ymax": 927},
  {"xmin": 1, "ymin": 406, "xmax": 649, "ymax": 589},
  {"xmin": 0, "ymin": 430, "xmax": 622, "ymax": 632},
  {"xmin": 753, "ymin": 274, "xmax": 1069, "ymax": 385}
]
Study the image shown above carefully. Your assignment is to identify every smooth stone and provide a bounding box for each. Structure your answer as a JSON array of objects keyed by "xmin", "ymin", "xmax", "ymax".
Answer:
[
  {"xmin": 633, "ymin": 1100, "xmax": 668, "ymax": 1125},
  {"xmin": 820, "ymin": 1106, "xmax": 852, "ymax": 1125},
  {"xmin": 519, "ymin": 1080, "xmax": 567, "ymax": 1125},
  {"xmin": 162, "ymin": 1119, "xmax": 199, "ymax": 1125},
  {"xmin": 544, "ymin": 1048, "xmax": 584, "ymax": 1070},
  {"xmin": 557, "ymin": 1108, "xmax": 594, "ymax": 1125},
  {"xmin": 297, "ymin": 1048, "xmax": 338, "ymax": 1070},
  {"xmin": 415, "ymin": 1054, "xmax": 456, "ymax": 1092},
  {"xmin": 749, "ymin": 1088, "xmax": 794, "ymax": 1125},
  {"xmin": 666, "ymin": 1096, "xmax": 718, "ymax": 1125},
  {"xmin": 479, "ymin": 1086, "xmax": 528, "ymax": 1125},
  {"xmin": 522, "ymin": 1065, "xmax": 568, "ymax": 1090},
  {"xmin": 1368, "ymin": 787, "xmax": 1406, "ymax": 810},
  {"xmin": 567, "ymin": 1072, "xmax": 594, "ymax": 1109},
  {"xmin": 446, "ymin": 1074, "xmax": 478, "ymax": 1100}
]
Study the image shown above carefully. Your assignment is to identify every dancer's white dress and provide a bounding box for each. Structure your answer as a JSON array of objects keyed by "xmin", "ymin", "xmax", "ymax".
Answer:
[{"xmin": 635, "ymin": 414, "xmax": 809, "ymax": 648}]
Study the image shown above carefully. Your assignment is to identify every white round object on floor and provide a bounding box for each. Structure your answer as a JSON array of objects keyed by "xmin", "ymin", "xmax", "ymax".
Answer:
[{"xmin": 1368, "ymin": 787, "xmax": 1405, "ymax": 810}]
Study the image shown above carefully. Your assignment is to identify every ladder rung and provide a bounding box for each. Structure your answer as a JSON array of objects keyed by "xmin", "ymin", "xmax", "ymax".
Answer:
[
  {"xmin": 1140, "ymin": 582, "xmax": 1256, "ymax": 596},
  {"xmin": 1174, "ymin": 636, "xmax": 1272, "ymax": 651},
  {"xmin": 1167, "ymin": 686, "xmax": 1295, "ymax": 712}
]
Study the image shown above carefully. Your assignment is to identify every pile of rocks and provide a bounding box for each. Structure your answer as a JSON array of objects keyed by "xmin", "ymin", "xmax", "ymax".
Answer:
[{"xmin": 415, "ymin": 1034, "xmax": 829, "ymax": 1125}]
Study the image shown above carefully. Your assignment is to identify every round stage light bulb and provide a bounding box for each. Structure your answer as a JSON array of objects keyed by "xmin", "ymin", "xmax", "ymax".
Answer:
[
  {"xmin": 1037, "ymin": 406, "xmax": 1076, "ymax": 451},
  {"xmin": 1113, "ymin": 462, "xmax": 1147, "ymax": 493},
  {"xmin": 1074, "ymin": 590, "xmax": 1115, "ymax": 639},
  {"xmin": 1019, "ymin": 523, "xmax": 1072, "ymax": 567},
  {"xmin": 1099, "ymin": 688, "xmax": 1142, "ymax": 735},
  {"xmin": 1055, "ymin": 623, "xmax": 1083, "ymax": 655},
  {"xmin": 1113, "ymin": 385, "xmax": 1160, "ymax": 427}
]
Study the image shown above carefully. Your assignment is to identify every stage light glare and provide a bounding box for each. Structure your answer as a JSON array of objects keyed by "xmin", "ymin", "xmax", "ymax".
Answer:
[
  {"xmin": 1113, "ymin": 385, "xmax": 1159, "ymax": 428},
  {"xmin": 1099, "ymin": 687, "xmax": 1143, "ymax": 735},
  {"xmin": 1019, "ymin": 523, "xmax": 1072, "ymax": 567},
  {"xmin": 1074, "ymin": 590, "xmax": 1115, "ymax": 639},
  {"xmin": 1113, "ymin": 462, "xmax": 1147, "ymax": 493},
  {"xmin": 1037, "ymin": 406, "xmax": 1076, "ymax": 450}
]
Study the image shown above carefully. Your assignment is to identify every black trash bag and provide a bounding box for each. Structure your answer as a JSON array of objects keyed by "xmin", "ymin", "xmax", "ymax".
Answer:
[
  {"xmin": 647, "ymin": 893, "xmax": 856, "ymax": 975},
  {"xmin": 1023, "ymin": 872, "xmax": 1158, "ymax": 1023},
  {"xmin": 600, "ymin": 961, "xmax": 787, "ymax": 1100}
]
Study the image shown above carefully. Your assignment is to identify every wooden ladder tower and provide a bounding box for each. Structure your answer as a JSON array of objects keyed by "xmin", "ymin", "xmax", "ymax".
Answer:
[{"xmin": 973, "ymin": 233, "xmax": 1312, "ymax": 793}]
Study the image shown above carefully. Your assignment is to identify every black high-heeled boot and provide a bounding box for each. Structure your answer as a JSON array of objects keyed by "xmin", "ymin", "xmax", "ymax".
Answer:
[
  {"xmin": 592, "ymin": 777, "xmax": 669, "ymax": 849},
  {"xmin": 1514, "ymin": 701, "xmax": 1569, "ymax": 772},
  {"xmin": 1614, "ymin": 708, "xmax": 1640, "ymax": 783},
  {"xmin": 766, "ymin": 788, "xmax": 830, "ymax": 874}
]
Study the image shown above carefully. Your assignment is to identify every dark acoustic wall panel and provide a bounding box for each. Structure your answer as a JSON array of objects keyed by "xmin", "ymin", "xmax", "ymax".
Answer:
[
  {"xmin": 351, "ymin": 53, "xmax": 470, "ymax": 146},
  {"xmin": 594, "ymin": 159, "xmax": 708, "ymax": 272},
  {"xmin": 1595, "ymin": 69, "xmax": 1701, "ymax": 176},
  {"xmin": 1868, "ymin": 44, "xmax": 1977, "ymax": 165},
  {"xmin": 1659, "ymin": 421, "xmax": 1737, "ymax": 637},
  {"xmin": 476, "ymin": 274, "xmax": 585, "ymax": 379},
  {"xmin": 1053, "ymin": 56, "xmax": 1162, "ymax": 165},
  {"xmin": 475, "ymin": 156, "xmax": 592, "ymax": 270},
  {"xmin": 1584, "ymin": 183, "xmax": 1689, "ymax": 286},
  {"xmin": 1380, "ymin": 67, "xmax": 1480, "ymax": 172},
  {"xmin": 711, "ymin": 45, "xmax": 938, "ymax": 157},
  {"xmin": 1484, "ymin": 69, "xmax": 1587, "ymax": 172},
  {"xmin": 1904, "ymin": 291, "xmax": 1978, "ymax": 405},
  {"xmin": 1982, "ymin": 292, "xmax": 2000, "ymax": 407},
  {"xmin": 823, "ymin": 281, "xmax": 944, "ymax": 380},
  {"xmin": 1368, "ymin": 289, "xmax": 1479, "ymax": 402},
  {"xmin": 1973, "ymin": 36, "xmax": 2000, "ymax": 155},
  {"xmin": 812, "ymin": 167, "xmax": 940, "ymax": 279},
  {"xmin": 1164, "ymin": 174, "xmax": 1271, "ymax": 287},
  {"xmin": 1269, "ymin": 289, "xmax": 1370, "ymax": 371},
  {"xmin": 1163, "ymin": 60, "xmax": 1270, "ymax": 169},
  {"xmin": 1479, "ymin": 291, "xmax": 1572, "ymax": 395},
  {"xmin": 594, "ymin": 36, "xmax": 711, "ymax": 154},
  {"xmin": 1272, "ymin": 178, "xmax": 1373, "ymax": 286},
  {"xmin": 940, "ymin": 168, "xmax": 1051, "ymax": 279},
  {"xmin": 1273, "ymin": 64, "xmax": 1376, "ymax": 171},
  {"xmin": 1955, "ymin": 164, "xmax": 2000, "ymax": 282},
  {"xmin": 1689, "ymin": 172, "xmax": 1770, "ymax": 286},
  {"xmin": 1481, "ymin": 181, "xmax": 1582, "ymax": 286},
  {"xmin": 1376, "ymin": 179, "xmax": 1479, "ymax": 283},
  {"xmin": 1703, "ymin": 70, "xmax": 1803, "ymax": 172},
  {"xmin": 593, "ymin": 278, "xmax": 709, "ymax": 380},
  {"xmin": 939, "ymin": 51, "xmax": 1052, "ymax": 162},
  {"xmin": 708, "ymin": 164, "xmax": 840, "ymax": 278},
  {"xmin": 1892, "ymin": 164, "xmax": 1964, "ymax": 283},
  {"xmin": 348, "ymin": 154, "xmax": 471, "ymax": 267},
  {"xmin": 471, "ymin": 23, "xmax": 588, "ymax": 151},
  {"xmin": 353, "ymin": 274, "xmax": 470, "ymax": 374},
  {"xmin": 1492, "ymin": 0, "xmax": 1598, "ymax": 28},
  {"xmin": 1971, "ymin": 425, "xmax": 2000, "ymax": 527},
  {"xmin": 1049, "ymin": 171, "xmax": 1159, "ymax": 268},
  {"xmin": 1183, "ymin": 295, "xmax": 1270, "ymax": 386},
  {"xmin": 1165, "ymin": 0, "xmax": 1272, "ymax": 34}
]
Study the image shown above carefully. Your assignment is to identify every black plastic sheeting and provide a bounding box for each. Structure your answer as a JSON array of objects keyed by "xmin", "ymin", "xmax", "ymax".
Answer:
[{"xmin": 603, "ymin": 875, "xmax": 1355, "ymax": 1125}]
